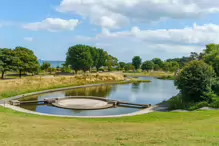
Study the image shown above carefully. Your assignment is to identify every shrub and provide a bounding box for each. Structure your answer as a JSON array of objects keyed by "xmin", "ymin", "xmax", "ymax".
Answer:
[
  {"xmin": 189, "ymin": 101, "xmax": 209, "ymax": 111},
  {"xmin": 209, "ymin": 97, "xmax": 219, "ymax": 108},
  {"xmin": 168, "ymin": 94, "xmax": 188, "ymax": 110},
  {"xmin": 175, "ymin": 60, "xmax": 216, "ymax": 102}
]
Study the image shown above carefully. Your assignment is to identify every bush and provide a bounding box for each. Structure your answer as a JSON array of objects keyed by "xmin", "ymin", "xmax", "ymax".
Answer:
[
  {"xmin": 209, "ymin": 97, "xmax": 219, "ymax": 108},
  {"xmin": 175, "ymin": 60, "xmax": 216, "ymax": 102},
  {"xmin": 168, "ymin": 94, "xmax": 188, "ymax": 110},
  {"xmin": 189, "ymin": 101, "xmax": 209, "ymax": 111}
]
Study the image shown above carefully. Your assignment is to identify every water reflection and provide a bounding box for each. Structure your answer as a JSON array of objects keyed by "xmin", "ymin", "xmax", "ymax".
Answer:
[
  {"xmin": 65, "ymin": 85, "xmax": 113, "ymax": 97},
  {"xmin": 19, "ymin": 77, "xmax": 179, "ymax": 116}
]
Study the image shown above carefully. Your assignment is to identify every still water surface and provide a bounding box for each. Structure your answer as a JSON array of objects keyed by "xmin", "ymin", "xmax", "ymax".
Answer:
[{"xmin": 19, "ymin": 77, "xmax": 179, "ymax": 116}]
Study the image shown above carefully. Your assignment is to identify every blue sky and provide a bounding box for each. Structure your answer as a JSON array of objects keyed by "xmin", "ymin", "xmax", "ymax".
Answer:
[{"xmin": 1, "ymin": 0, "xmax": 219, "ymax": 62}]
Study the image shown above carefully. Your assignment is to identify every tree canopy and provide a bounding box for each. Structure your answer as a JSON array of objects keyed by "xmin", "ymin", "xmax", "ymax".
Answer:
[
  {"xmin": 152, "ymin": 58, "xmax": 163, "ymax": 68},
  {"xmin": 119, "ymin": 62, "xmax": 126, "ymax": 70},
  {"xmin": 132, "ymin": 56, "xmax": 142, "ymax": 70},
  {"xmin": 0, "ymin": 48, "xmax": 17, "ymax": 79},
  {"xmin": 66, "ymin": 45, "xmax": 93, "ymax": 72},
  {"xmin": 14, "ymin": 47, "xmax": 40, "ymax": 77},
  {"xmin": 141, "ymin": 61, "xmax": 154, "ymax": 72},
  {"xmin": 175, "ymin": 60, "xmax": 216, "ymax": 102}
]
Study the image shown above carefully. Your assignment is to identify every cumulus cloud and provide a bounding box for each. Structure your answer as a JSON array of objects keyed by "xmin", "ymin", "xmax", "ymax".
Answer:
[
  {"xmin": 24, "ymin": 37, "xmax": 33, "ymax": 42},
  {"xmin": 74, "ymin": 23, "xmax": 219, "ymax": 61},
  {"xmin": 57, "ymin": 0, "xmax": 219, "ymax": 28},
  {"xmin": 23, "ymin": 18, "xmax": 80, "ymax": 32}
]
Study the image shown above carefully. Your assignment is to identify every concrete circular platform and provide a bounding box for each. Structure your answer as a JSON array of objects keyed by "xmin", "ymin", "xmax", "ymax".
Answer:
[{"xmin": 52, "ymin": 97, "xmax": 114, "ymax": 110}]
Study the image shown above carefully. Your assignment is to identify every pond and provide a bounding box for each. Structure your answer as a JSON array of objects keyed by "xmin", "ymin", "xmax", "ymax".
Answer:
[{"xmin": 19, "ymin": 77, "xmax": 179, "ymax": 116}]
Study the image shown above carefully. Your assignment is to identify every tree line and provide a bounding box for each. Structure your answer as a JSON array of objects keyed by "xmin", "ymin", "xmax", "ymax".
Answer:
[{"xmin": 0, "ymin": 43, "xmax": 207, "ymax": 79}]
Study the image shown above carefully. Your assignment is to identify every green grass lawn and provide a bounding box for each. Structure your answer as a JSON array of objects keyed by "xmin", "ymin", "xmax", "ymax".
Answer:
[{"xmin": 1, "ymin": 107, "xmax": 219, "ymax": 146}]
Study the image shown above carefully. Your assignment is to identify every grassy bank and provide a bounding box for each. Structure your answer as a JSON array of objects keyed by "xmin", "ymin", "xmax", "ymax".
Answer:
[
  {"xmin": 0, "ymin": 73, "xmax": 125, "ymax": 99},
  {"xmin": 157, "ymin": 75, "xmax": 176, "ymax": 80},
  {"xmin": 0, "ymin": 107, "xmax": 219, "ymax": 145},
  {"xmin": 124, "ymin": 71, "xmax": 174, "ymax": 77},
  {"xmin": 0, "ymin": 73, "xmax": 152, "ymax": 99}
]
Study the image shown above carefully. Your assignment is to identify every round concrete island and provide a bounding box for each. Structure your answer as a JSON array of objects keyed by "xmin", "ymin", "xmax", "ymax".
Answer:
[{"xmin": 52, "ymin": 97, "xmax": 114, "ymax": 110}]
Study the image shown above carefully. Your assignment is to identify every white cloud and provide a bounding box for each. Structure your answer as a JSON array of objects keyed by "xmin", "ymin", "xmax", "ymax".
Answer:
[
  {"xmin": 73, "ymin": 23, "xmax": 219, "ymax": 61},
  {"xmin": 23, "ymin": 18, "xmax": 80, "ymax": 32},
  {"xmin": 57, "ymin": 0, "xmax": 219, "ymax": 29},
  {"xmin": 24, "ymin": 37, "xmax": 33, "ymax": 42}
]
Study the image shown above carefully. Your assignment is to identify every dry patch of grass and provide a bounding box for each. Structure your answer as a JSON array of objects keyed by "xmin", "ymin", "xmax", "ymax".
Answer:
[
  {"xmin": 124, "ymin": 71, "xmax": 174, "ymax": 77},
  {"xmin": 0, "ymin": 73, "xmax": 124, "ymax": 99}
]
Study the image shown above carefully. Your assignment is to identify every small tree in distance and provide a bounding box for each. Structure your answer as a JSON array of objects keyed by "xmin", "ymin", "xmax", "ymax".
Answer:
[
  {"xmin": 132, "ymin": 56, "xmax": 142, "ymax": 70},
  {"xmin": 41, "ymin": 62, "xmax": 51, "ymax": 72},
  {"xmin": 141, "ymin": 61, "xmax": 154, "ymax": 72}
]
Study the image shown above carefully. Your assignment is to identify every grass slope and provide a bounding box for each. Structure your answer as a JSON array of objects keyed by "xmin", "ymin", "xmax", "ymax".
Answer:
[
  {"xmin": 0, "ymin": 107, "xmax": 219, "ymax": 146},
  {"xmin": 0, "ymin": 73, "xmax": 125, "ymax": 99}
]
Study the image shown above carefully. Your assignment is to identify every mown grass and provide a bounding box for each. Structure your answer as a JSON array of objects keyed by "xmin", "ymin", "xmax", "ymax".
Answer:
[
  {"xmin": 1, "ymin": 72, "xmax": 219, "ymax": 145},
  {"xmin": 0, "ymin": 73, "xmax": 125, "ymax": 99},
  {"xmin": 0, "ymin": 107, "xmax": 219, "ymax": 146},
  {"xmin": 124, "ymin": 71, "xmax": 174, "ymax": 77}
]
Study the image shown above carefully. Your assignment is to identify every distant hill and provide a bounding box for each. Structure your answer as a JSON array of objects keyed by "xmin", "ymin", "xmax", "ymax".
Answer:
[{"xmin": 38, "ymin": 59, "xmax": 65, "ymax": 68}]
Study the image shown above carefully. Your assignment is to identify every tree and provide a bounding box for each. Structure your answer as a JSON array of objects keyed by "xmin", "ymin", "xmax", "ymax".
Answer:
[
  {"xmin": 14, "ymin": 47, "xmax": 40, "ymax": 78},
  {"xmin": 152, "ymin": 58, "xmax": 163, "ymax": 68},
  {"xmin": 169, "ymin": 61, "xmax": 180, "ymax": 73},
  {"xmin": 119, "ymin": 62, "xmax": 126, "ymax": 70},
  {"xmin": 154, "ymin": 64, "xmax": 160, "ymax": 71},
  {"xmin": 0, "ymin": 48, "xmax": 17, "ymax": 79},
  {"xmin": 89, "ymin": 46, "xmax": 98, "ymax": 68},
  {"xmin": 41, "ymin": 62, "xmax": 51, "ymax": 72},
  {"xmin": 189, "ymin": 52, "xmax": 199, "ymax": 61},
  {"xmin": 203, "ymin": 44, "xmax": 219, "ymax": 76},
  {"xmin": 141, "ymin": 61, "xmax": 154, "ymax": 72},
  {"xmin": 66, "ymin": 45, "xmax": 93, "ymax": 73},
  {"xmin": 124, "ymin": 64, "xmax": 135, "ymax": 72},
  {"xmin": 175, "ymin": 61, "xmax": 216, "ymax": 102},
  {"xmin": 96, "ymin": 49, "xmax": 107, "ymax": 71},
  {"xmin": 106, "ymin": 54, "xmax": 118, "ymax": 71},
  {"xmin": 162, "ymin": 62, "xmax": 170, "ymax": 72},
  {"xmin": 132, "ymin": 56, "xmax": 142, "ymax": 70}
]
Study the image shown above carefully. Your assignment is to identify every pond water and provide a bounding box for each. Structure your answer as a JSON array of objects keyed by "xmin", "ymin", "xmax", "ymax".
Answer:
[{"xmin": 19, "ymin": 77, "xmax": 179, "ymax": 116}]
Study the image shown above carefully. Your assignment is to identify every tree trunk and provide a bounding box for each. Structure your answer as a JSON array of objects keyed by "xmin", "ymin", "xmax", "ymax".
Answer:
[
  {"xmin": 19, "ymin": 70, "xmax": 22, "ymax": 78},
  {"xmin": 1, "ymin": 71, "xmax": 5, "ymax": 79}
]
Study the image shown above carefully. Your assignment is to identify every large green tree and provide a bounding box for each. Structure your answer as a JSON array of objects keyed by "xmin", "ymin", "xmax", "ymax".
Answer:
[
  {"xmin": 119, "ymin": 62, "xmax": 126, "ymax": 70},
  {"xmin": 14, "ymin": 47, "xmax": 40, "ymax": 78},
  {"xmin": 203, "ymin": 44, "xmax": 219, "ymax": 76},
  {"xmin": 106, "ymin": 54, "xmax": 118, "ymax": 71},
  {"xmin": 124, "ymin": 64, "xmax": 135, "ymax": 72},
  {"xmin": 0, "ymin": 48, "xmax": 17, "ymax": 79},
  {"xmin": 66, "ymin": 45, "xmax": 93, "ymax": 73},
  {"xmin": 96, "ymin": 49, "xmax": 107, "ymax": 71},
  {"xmin": 89, "ymin": 47, "xmax": 98, "ymax": 68},
  {"xmin": 132, "ymin": 56, "xmax": 142, "ymax": 70},
  {"xmin": 169, "ymin": 61, "xmax": 180, "ymax": 73},
  {"xmin": 152, "ymin": 58, "xmax": 163, "ymax": 68},
  {"xmin": 141, "ymin": 61, "xmax": 154, "ymax": 72},
  {"xmin": 175, "ymin": 60, "xmax": 216, "ymax": 102}
]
